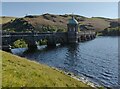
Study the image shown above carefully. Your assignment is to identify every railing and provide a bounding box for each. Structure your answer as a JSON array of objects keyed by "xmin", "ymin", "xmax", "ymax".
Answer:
[
  {"xmin": 1, "ymin": 31, "xmax": 96, "ymax": 36},
  {"xmin": 1, "ymin": 32, "xmax": 67, "ymax": 36}
]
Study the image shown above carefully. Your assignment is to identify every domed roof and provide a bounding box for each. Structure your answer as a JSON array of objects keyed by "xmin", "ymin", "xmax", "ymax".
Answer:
[{"xmin": 68, "ymin": 16, "xmax": 78, "ymax": 24}]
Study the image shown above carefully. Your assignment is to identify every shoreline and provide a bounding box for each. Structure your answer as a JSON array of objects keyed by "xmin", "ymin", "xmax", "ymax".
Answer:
[
  {"xmin": 12, "ymin": 48, "xmax": 104, "ymax": 88},
  {"xmin": 50, "ymin": 66, "xmax": 102, "ymax": 88},
  {"xmin": 2, "ymin": 50, "xmax": 97, "ymax": 88}
]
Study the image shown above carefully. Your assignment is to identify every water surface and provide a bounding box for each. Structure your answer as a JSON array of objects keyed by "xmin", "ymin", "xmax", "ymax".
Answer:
[{"xmin": 12, "ymin": 36, "xmax": 118, "ymax": 87}]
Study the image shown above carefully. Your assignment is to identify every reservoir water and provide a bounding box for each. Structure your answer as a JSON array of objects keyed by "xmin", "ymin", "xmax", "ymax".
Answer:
[{"xmin": 12, "ymin": 36, "xmax": 118, "ymax": 87}]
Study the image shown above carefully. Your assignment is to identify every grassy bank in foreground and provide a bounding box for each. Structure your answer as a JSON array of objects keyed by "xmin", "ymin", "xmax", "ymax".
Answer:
[{"xmin": 2, "ymin": 50, "xmax": 95, "ymax": 88}]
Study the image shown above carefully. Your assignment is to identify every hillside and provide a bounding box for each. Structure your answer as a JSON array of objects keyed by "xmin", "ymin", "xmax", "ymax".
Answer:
[
  {"xmin": 2, "ymin": 50, "xmax": 96, "ymax": 88},
  {"xmin": 1, "ymin": 14, "xmax": 119, "ymax": 33},
  {"xmin": 0, "ymin": 16, "xmax": 16, "ymax": 24}
]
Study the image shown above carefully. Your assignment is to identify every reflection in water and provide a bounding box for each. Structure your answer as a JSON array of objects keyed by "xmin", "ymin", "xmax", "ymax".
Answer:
[
  {"xmin": 12, "ymin": 37, "xmax": 118, "ymax": 87},
  {"xmin": 65, "ymin": 44, "xmax": 79, "ymax": 74}
]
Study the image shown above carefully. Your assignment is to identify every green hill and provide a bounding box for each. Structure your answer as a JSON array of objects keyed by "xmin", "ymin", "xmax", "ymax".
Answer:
[
  {"xmin": 2, "ymin": 50, "xmax": 96, "ymax": 88},
  {"xmin": 2, "ymin": 14, "xmax": 119, "ymax": 33}
]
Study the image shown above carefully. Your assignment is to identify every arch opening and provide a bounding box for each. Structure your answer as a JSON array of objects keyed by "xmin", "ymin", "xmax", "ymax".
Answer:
[{"xmin": 11, "ymin": 39, "xmax": 28, "ymax": 49}]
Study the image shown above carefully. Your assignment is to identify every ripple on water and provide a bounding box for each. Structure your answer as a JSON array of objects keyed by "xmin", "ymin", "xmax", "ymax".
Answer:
[{"xmin": 12, "ymin": 36, "xmax": 118, "ymax": 87}]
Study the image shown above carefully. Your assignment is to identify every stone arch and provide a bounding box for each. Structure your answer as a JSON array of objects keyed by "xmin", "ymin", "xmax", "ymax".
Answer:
[
  {"xmin": 80, "ymin": 35, "xmax": 85, "ymax": 42},
  {"xmin": 25, "ymin": 39, "xmax": 38, "ymax": 50},
  {"xmin": 86, "ymin": 35, "xmax": 90, "ymax": 41},
  {"xmin": 90, "ymin": 35, "xmax": 93, "ymax": 40},
  {"xmin": 58, "ymin": 37, "xmax": 65, "ymax": 45},
  {"xmin": 46, "ymin": 35, "xmax": 56, "ymax": 47},
  {"xmin": 78, "ymin": 37, "xmax": 81, "ymax": 42}
]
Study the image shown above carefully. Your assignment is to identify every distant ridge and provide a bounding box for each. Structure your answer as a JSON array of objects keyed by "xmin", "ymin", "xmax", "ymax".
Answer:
[{"xmin": 1, "ymin": 13, "xmax": 119, "ymax": 33}]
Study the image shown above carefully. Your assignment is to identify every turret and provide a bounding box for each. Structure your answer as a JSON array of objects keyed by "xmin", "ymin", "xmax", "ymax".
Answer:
[{"xmin": 67, "ymin": 16, "xmax": 79, "ymax": 43}]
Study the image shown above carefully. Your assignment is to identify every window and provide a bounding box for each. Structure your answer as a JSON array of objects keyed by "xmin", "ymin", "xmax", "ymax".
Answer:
[{"xmin": 74, "ymin": 27, "xmax": 76, "ymax": 31}]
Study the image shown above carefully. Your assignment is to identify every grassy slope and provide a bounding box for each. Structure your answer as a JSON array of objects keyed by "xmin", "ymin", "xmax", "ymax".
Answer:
[
  {"xmin": 24, "ymin": 15, "xmax": 68, "ymax": 29},
  {"xmin": 23, "ymin": 15, "xmax": 111, "ymax": 31},
  {"xmin": 82, "ymin": 18, "xmax": 110, "ymax": 31},
  {"xmin": 0, "ymin": 17, "xmax": 16, "ymax": 24},
  {"xmin": 2, "ymin": 50, "xmax": 94, "ymax": 88}
]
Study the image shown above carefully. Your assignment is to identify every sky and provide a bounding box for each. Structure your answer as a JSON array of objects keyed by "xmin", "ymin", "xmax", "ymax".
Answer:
[{"xmin": 2, "ymin": 2, "xmax": 118, "ymax": 18}]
